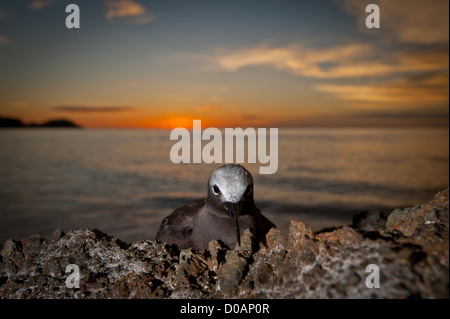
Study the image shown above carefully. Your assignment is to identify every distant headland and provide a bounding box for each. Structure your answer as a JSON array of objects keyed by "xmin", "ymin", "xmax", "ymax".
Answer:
[{"xmin": 0, "ymin": 116, "xmax": 82, "ymax": 128}]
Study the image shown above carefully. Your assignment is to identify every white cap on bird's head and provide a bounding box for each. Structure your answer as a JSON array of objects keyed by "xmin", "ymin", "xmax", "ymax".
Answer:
[
  {"xmin": 208, "ymin": 164, "xmax": 253, "ymax": 204},
  {"xmin": 207, "ymin": 164, "xmax": 254, "ymax": 246}
]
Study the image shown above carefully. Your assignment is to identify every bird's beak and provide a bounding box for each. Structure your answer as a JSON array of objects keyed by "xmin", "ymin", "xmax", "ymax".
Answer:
[{"xmin": 224, "ymin": 202, "xmax": 241, "ymax": 247}]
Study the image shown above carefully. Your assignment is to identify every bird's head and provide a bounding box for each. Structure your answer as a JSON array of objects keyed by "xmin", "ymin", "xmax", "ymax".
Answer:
[{"xmin": 207, "ymin": 164, "xmax": 254, "ymax": 246}]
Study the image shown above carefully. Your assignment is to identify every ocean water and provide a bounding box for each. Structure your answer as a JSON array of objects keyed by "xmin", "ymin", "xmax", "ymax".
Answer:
[{"xmin": 0, "ymin": 128, "xmax": 448, "ymax": 244}]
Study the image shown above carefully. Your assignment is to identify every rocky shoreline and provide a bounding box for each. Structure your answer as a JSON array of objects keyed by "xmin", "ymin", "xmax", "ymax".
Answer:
[{"xmin": 1, "ymin": 188, "xmax": 448, "ymax": 299}]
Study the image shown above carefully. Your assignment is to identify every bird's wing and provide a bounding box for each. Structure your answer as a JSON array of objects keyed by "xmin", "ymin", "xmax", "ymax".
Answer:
[
  {"xmin": 259, "ymin": 210, "xmax": 276, "ymax": 232},
  {"xmin": 253, "ymin": 207, "xmax": 276, "ymax": 245},
  {"xmin": 156, "ymin": 199, "xmax": 206, "ymax": 250}
]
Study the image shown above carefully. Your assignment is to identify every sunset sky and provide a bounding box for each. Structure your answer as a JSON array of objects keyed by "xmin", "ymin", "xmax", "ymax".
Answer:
[{"xmin": 0, "ymin": 0, "xmax": 448, "ymax": 128}]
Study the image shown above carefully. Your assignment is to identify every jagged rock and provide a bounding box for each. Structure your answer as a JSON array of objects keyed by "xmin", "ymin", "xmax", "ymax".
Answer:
[
  {"xmin": 386, "ymin": 205, "xmax": 423, "ymax": 236},
  {"xmin": 384, "ymin": 189, "xmax": 449, "ymax": 247},
  {"xmin": 207, "ymin": 240, "xmax": 226, "ymax": 273},
  {"xmin": 0, "ymin": 188, "xmax": 448, "ymax": 299},
  {"xmin": 217, "ymin": 250, "xmax": 247, "ymax": 294},
  {"xmin": 352, "ymin": 210, "xmax": 388, "ymax": 234},
  {"xmin": 0, "ymin": 229, "xmax": 179, "ymax": 298}
]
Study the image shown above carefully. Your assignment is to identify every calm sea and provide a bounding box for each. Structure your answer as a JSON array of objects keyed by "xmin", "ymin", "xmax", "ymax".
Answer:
[{"xmin": 0, "ymin": 128, "xmax": 448, "ymax": 244}]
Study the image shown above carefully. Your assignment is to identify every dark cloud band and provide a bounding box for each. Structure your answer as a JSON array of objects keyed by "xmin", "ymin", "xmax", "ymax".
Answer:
[{"xmin": 53, "ymin": 106, "xmax": 138, "ymax": 113}]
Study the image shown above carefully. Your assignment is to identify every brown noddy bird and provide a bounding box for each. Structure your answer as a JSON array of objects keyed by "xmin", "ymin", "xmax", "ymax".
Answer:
[{"xmin": 156, "ymin": 164, "xmax": 275, "ymax": 251}]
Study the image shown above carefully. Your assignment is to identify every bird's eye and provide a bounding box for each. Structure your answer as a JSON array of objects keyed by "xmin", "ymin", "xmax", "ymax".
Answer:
[
  {"xmin": 213, "ymin": 185, "xmax": 221, "ymax": 195},
  {"xmin": 245, "ymin": 185, "xmax": 253, "ymax": 195}
]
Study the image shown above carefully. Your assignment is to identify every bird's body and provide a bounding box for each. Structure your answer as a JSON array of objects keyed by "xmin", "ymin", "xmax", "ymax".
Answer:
[{"xmin": 156, "ymin": 164, "xmax": 275, "ymax": 251}]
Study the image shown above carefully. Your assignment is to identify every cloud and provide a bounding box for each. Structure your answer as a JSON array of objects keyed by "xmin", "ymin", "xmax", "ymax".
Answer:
[
  {"xmin": 104, "ymin": 0, "xmax": 155, "ymax": 24},
  {"xmin": 316, "ymin": 73, "xmax": 449, "ymax": 105},
  {"xmin": 207, "ymin": 1, "xmax": 448, "ymax": 81},
  {"xmin": 29, "ymin": 0, "xmax": 56, "ymax": 11},
  {"xmin": 196, "ymin": 0, "xmax": 449, "ymax": 110},
  {"xmin": 337, "ymin": 0, "xmax": 449, "ymax": 45},
  {"xmin": 346, "ymin": 109, "xmax": 449, "ymax": 127},
  {"xmin": 207, "ymin": 40, "xmax": 448, "ymax": 106},
  {"xmin": 0, "ymin": 10, "xmax": 11, "ymax": 19},
  {"xmin": 0, "ymin": 35, "xmax": 10, "ymax": 45},
  {"xmin": 0, "ymin": 12, "xmax": 14, "ymax": 46},
  {"xmin": 212, "ymin": 43, "xmax": 448, "ymax": 79},
  {"xmin": 351, "ymin": 110, "xmax": 449, "ymax": 120},
  {"xmin": 53, "ymin": 106, "xmax": 138, "ymax": 113},
  {"xmin": 215, "ymin": 43, "xmax": 376, "ymax": 79}
]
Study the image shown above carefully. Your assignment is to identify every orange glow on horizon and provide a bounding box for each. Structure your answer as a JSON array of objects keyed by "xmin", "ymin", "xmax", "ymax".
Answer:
[
  {"xmin": 83, "ymin": 115, "xmax": 228, "ymax": 130},
  {"xmin": 6, "ymin": 106, "xmax": 448, "ymax": 129},
  {"xmin": 155, "ymin": 116, "xmax": 197, "ymax": 129}
]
